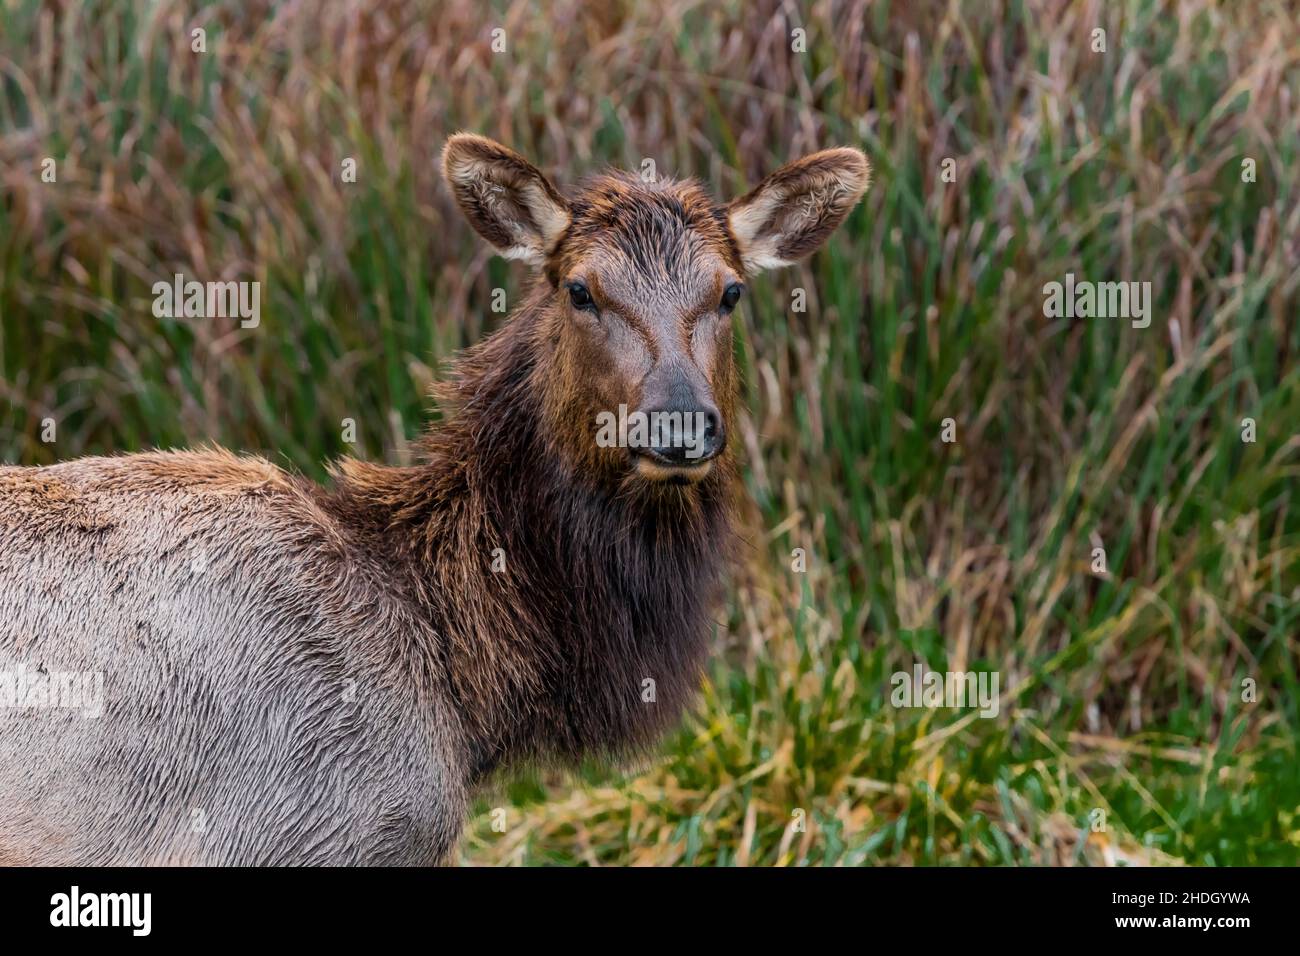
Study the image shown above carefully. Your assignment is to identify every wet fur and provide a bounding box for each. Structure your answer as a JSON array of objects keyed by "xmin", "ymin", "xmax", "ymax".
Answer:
[{"xmin": 0, "ymin": 138, "xmax": 867, "ymax": 865}]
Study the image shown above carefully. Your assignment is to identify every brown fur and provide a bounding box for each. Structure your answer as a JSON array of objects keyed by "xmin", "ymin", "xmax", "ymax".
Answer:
[{"xmin": 0, "ymin": 136, "xmax": 869, "ymax": 864}]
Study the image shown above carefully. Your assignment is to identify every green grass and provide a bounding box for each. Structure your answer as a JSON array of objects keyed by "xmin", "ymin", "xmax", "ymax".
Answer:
[{"xmin": 2, "ymin": 0, "xmax": 1297, "ymax": 865}]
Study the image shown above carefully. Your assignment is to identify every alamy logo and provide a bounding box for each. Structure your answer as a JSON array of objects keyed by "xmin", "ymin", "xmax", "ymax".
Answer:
[
  {"xmin": 890, "ymin": 663, "xmax": 1000, "ymax": 718},
  {"xmin": 152, "ymin": 273, "xmax": 261, "ymax": 328},
  {"xmin": 50, "ymin": 886, "xmax": 151, "ymax": 936},
  {"xmin": 0, "ymin": 665, "xmax": 103, "ymax": 718},
  {"xmin": 1042, "ymin": 272, "xmax": 1151, "ymax": 328},
  {"xmin": 595, "ymin": 404, "xmax": 708, "ymax": 459}
]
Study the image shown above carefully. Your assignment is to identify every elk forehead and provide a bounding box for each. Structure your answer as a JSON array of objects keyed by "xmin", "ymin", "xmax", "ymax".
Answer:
[
  {"xmin": 553, "ymin": 174, "xmax": 740, "ymax": 359},
  {"xmin": 554, "ymin": 173, "xmax": 740, "ymax": 285}
]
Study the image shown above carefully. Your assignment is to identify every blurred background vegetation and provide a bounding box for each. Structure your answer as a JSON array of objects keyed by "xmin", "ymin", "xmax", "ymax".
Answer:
[{"xmin": 1, "ymin": 0, "xmax": 1297, "ymax": 864}]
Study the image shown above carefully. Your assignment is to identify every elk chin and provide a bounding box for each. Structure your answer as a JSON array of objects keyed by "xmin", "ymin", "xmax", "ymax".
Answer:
[{"xmin": 633, "ymin": 455, "xmax": 714, "ymax": 484}]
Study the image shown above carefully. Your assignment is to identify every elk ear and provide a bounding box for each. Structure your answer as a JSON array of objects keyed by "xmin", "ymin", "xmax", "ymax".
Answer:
[
  {"xmin": 442, "ymin": 133, "xmax": 570, "ymax": 265},
  {"xmin": 727, "ymin": 148, "xmax": 870, "ymax": 273}
]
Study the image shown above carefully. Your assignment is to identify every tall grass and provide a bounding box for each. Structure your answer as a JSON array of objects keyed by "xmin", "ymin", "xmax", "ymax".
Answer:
[{"xmin": 1, "ymin": 0, "xmax": 1297, "ymax": 864}]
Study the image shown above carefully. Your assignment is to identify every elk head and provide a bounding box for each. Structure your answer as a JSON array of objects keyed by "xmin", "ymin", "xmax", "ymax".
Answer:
[{"xmin": 442, "ymin": 134, "xmax": 870, "ymax": 488}]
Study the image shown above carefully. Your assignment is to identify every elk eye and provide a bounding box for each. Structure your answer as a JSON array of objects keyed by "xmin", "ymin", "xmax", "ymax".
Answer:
[
  {"xmin": 567, "ymin": 281, "xmax": 596, "ymax": 312},
  {"xmin": 720, "ymin": 282, "xmax": 744, "ymax": 313}
]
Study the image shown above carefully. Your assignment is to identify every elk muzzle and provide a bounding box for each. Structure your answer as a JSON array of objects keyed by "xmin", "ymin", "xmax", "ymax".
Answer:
[{"xmin": 632, "ymin": 367, "xmax": 725, "ymax": 481}]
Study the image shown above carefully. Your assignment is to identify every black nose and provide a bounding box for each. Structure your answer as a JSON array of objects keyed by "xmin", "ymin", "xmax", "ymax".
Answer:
[{"xmin": 641, "ymin": 401, "xmax": 725, "ymax": 465}]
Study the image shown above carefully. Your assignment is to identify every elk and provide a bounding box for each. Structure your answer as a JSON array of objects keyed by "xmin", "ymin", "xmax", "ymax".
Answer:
[{"xmin": 0, "ymin": 135, "xmax": 870, "ymax": 865}]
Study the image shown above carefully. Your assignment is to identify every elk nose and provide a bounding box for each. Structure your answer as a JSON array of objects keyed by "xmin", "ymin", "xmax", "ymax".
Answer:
[{"xmin": 642, "ymin": 400, "xmax": 725, "ymax": 465}]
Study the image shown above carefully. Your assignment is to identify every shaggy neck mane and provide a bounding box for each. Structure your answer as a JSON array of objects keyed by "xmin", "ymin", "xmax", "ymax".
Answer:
[{"xmin": 327, "ymin": 287, "xmax": 736, "ymax": 780}]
